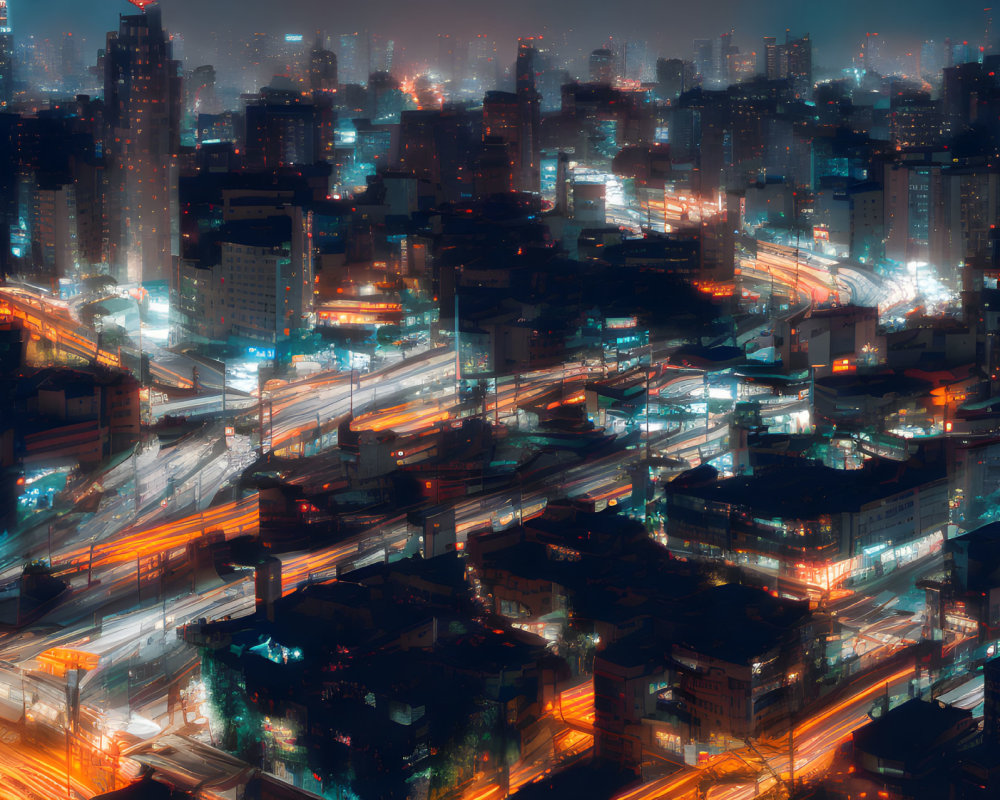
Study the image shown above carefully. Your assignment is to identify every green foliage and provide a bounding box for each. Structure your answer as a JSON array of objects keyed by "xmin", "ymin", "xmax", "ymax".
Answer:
[
  {"xmin": 200, "ymin": 650, "xmax": 264, "ymax": 763},
  {"xmin": 376, "ymin": 324, "xmax": 402, "ymax": 345}
]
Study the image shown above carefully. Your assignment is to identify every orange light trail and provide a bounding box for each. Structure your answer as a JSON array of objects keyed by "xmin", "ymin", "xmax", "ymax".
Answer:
[{"xmin": 58, "ymin": 495, "xmax": 260, "ymax": 570}]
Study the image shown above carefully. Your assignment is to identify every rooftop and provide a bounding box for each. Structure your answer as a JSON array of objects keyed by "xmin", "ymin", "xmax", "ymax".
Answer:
[{"xmin": 853, "ymin": 698, "xmax": 972, "ymax": 763}]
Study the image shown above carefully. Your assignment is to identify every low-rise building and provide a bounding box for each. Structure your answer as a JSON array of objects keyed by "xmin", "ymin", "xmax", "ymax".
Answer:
[{"xmin": 666, "ymin": 456, "xmax": 949, "ymax": 588}]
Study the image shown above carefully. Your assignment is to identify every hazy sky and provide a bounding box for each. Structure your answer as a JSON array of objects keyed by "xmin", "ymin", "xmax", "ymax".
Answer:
[{"xmin": 9, "ymin": 0, "xmax": 992, "ymax": 68}]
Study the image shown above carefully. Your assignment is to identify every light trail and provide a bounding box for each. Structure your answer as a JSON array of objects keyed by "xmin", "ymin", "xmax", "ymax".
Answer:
[{"xmin": 57, "ymin": 495, "xmax": 259, "ymax": 571}]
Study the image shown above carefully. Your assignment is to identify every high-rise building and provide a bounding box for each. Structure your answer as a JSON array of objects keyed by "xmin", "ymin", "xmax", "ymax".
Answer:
[
  {"xmin": 30, "ymin": 179, "xmax": 80, "ymax": 281},
  {"xmin": 693, "ymin": 39, "xmax": 714, "ymax": 85},
  {"xmin": 763, "ymin": 36, "xmax": 780, "ymax": 79},
  {"xmin": 589, "ymin": 48, "xmax": 615, "ymax": 85},
  {"xmin": 178, "ymin": 209, "xmax": 314, "ymax": 345},
  {"xmin": 786, "ymin": 33, "xmax": 812, "ymax": 96},
  {"xmin": 309, "ymin": 37, "xmax": 338, "ymax": 92},
  {"xmin": 243, "ymin": 88, "xmax": 321, "ymax": 170},
  {"xmin": 760, "ymin": 31, "xmax": 810, "ymax": 95},
  {"xmin": 104, "ymin": 2, "xmax": 182, "ymax": 285},
  {"xmin": 60, "ymin": 33, "xmax": 79, "ymax": 94},
  {"xmin": 623, "ymin": 40, "xmax": 649, "ymax": 82},
  {"xmin": 514, "ymin": 38, "xmax": 541, "ymax": 194},
  {"xmin": 0, "ymin": 1, "xmax": 13, "ymax": 108},
  {"xmin": 338, "ymin": 32, "xmax": 370, "ymax": 85},
  {"xmin": 437, "ymin": 33, "xmax": 459, "ymax": 82},
  {"xmin": 656, "ymin": 58, "xmax": 686, "ymax": 100},
  {"xmin": 186, "ymin": 64, "xmax": 219, "ymax": 117},
  {"xmin": 862, "ymin": 31, "xmax": 884, "ymax": 73},
  {"xmin": 920, "ymin": 40, "xmax": 943, "ymax": 80},
  {"xmin": 469, "ymin": 34, "xmax": 498, "ymax": 90},
  {"xmin": 719, "ymin": 30, "xmax": 739, "ymax": 86},
  {"xmin": 482, "ymin": 90, "xmax": 520, "ymax": 193}
]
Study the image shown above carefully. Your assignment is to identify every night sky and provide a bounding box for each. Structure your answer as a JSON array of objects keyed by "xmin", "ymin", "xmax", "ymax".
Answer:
[{"xmin": 8, "ymin": 0, "xmax": 992, "ymax": 68}]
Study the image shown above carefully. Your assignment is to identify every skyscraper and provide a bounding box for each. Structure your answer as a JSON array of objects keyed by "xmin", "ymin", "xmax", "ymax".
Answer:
[
  {"xmin": 0, "ymin": 1, "xmax": 13, "ymax": 108},
  {"xmin": 309, "ymin": 36, "xmax": 338, "ymax": 92},
  {"xmin": 656, "ymin": 58, "xmax": 686, "ymax": 100},
  {"xmin": 786, "ymin": 33, "xmax": 812, "ymax": 96},
  {"xmin": 338, "ymin": 32, "xmax": 370, "ymax": 85},
  {"xmin": 589, "ymin": 48, "xmax": 615, "ymax": 85},
  {"xmin": 469, "ymin": 34, "xmax": 498, "ymax": 90},
  {"xmin": 623, "ymin": 40, "xmax": 650, "ymax": 82},
  {"xmin": 719, "ymin": 30, "xmax": 739, "ymax": 86},
  {"xmin": 437, "ymin": 33, "xmax": 458, "ymax": 82},
  {"xmin": 761, "ymin": 31, "xmax": 811, "ymax": 96},
  {"xmin": 693, "ymin": 39, "xmax": 714, "ymax": 85},
  {"xmin": 104, "ymin": 2, "xmax": 182, "ymax": 284},
  {"xmin": 514, "ymin": 38, "xmax": 541, "ymax": 194},
  {"xmin": 483, "ymin": 90, "xmax": 521, "ymax": 193}
]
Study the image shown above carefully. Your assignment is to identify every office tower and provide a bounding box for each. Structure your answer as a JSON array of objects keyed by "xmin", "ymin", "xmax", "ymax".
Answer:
[
  {"xmin": 952, "ymin": 40, "xmax": 971, "ymax": 66},
  {"xmin": 514, "ymin": 38, "xmax": 541, "ymax": 194},
  {"xmin": 309, "ymin": 37, "xmax": 338, "ymax": 92},
  {"xmin": 339, "ymin": 32, "xmax": 370, "ymax": 85},
  {"xmin": 366, "ymin": 71, "xmax": 404, "ymax": 122},
  {"xmin": 589, "ymin": 48, "xmax": 615, "ymax": 85},
  {"xmin": 60, "ymin": 33, "xmax": 79, "ymax": 93},
  {"xmin": 0, "ymin": 1, "xmax": 12, "ymax": 107},
  {"xmin": 920, "ymin": 40, "xmax": 943, "ymax": 79},
  {"xmin": 30, "ymin": 179, "xmax": 79, "ymax": 280},
  {"xmin": 762, "ymin": 30, "xmax": 810, "ymax": 94},
  {"xmin": 786, "ymin": 33, "xmax": 812, "ymax": 96},
  {"xmin": 719, "ymin": 30, "xmax": 738, "ymax": 86},
  {"xmin": 482, "ymin": 91, "xmax": 520, "ymax": 193},
  {"xmin": 437, "ymin": 33, "xmax": 458, "ymax": 82},
  {"xmin": 656, "ymin": 58, "xmax": 686, "ymax": 100},
  {"xmin": 104, "ymin": 2, "xmax": 182, "ymax": 285},
  {"xmin": 244, "ymin": 88, "xmax": 320, "ymax": 170},
  {"xmin": 187, "ymin": 64, "xmax": 219, "ymax": 116},
  {"xmin": 693, "ymin": 39, "xmax": 714, "ymax": 84},
  {"xmin": 763, "ymin": 36, "xmax": 779, "ymax": 78},
  {"xmin": 170, "ymin": 32, "xmax": 185, "ymax": 64},
  {"xmin": 371, "ymin": 34, "xmax": 394, "ymax": 74},
  {"xmin": 469, "ymin": 34, "xmax": 498, "ymax": 90},
  {"xmin": 862, "ymin": 31, "xmax": 883, "ymax": 73},
  {"xmin": 178, "ymin": 208, "xmax": 314, "ymax": 345},
  {"xmin": 398, "ymin": 107, "xmax": 478, "ymax": 202},
  {"xmin": 624, "ymin": 40, "xmax": 649, "ymax": 82}
]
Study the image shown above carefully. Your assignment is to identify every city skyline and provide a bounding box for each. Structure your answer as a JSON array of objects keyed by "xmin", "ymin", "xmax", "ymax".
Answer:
[
  {"xmin": 4, "ymin": 0, "xmax": 1000, "ymax": 797},
  {"xmin": 4, "ymin": 0, "xmax": 994, "ymax": 71}
]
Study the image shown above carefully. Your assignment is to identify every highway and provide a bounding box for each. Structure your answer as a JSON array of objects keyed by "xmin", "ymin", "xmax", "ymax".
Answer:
[
  {"xmin": 0, "ymin": 285, "xmax": 221, "ymax": 389},
  {"xmin": 0, "ymin": 261, "xmax": 931, "ymax": 800},
  {"xmin": 736, "ymin": 240, "xmax": 914, "ymax": 318},
  {"xmin": 612, "ymin": 665, "xmax": 918, "ymax": 800}
]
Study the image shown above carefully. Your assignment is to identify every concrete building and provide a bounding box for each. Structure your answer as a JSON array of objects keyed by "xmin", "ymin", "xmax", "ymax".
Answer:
[{"xmin": 104, "ymin": 4, "xmax": 182, "ymax": 284}]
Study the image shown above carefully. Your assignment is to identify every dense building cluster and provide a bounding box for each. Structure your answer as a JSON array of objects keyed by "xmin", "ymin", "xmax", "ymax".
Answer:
[{"xmin": 5, "ymin": 3, "xmax": 1000, "ymax": 800}]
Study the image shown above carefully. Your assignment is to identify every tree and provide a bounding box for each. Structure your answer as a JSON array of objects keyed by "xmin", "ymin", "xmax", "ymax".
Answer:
[{"xmin": 376, "ymin": 324, "xmax": 402, "ymax": 346}]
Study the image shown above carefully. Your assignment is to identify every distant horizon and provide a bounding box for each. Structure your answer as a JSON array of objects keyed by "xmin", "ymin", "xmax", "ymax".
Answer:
[{"xmin": 5, "ymin": 0, "xmax": 994, "ymax": 77}]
